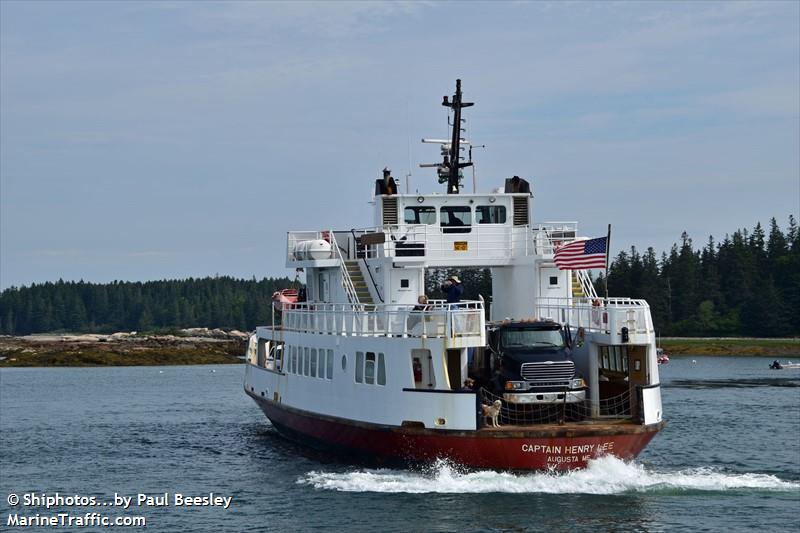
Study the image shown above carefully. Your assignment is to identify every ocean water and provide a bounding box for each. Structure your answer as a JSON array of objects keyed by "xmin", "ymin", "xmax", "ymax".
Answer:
[{"xmin": 1, "ymin": 356, "xmax": 798, "ymax": 532}]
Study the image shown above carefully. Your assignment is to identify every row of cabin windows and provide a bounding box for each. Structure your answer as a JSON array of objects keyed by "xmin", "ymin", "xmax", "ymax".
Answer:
[
  {"xmin": 404, "ymin": 205, "xmax": 506, "ymax": 233},
  {"xmin": 287, "ymin": 346, "xmax": 334, "ymax": 380},
  {"xmin": 355, "ymin": 351, "xmax": 386, "ymax": 386},
  {"xmin": 599, "ymin": 345, "xmax": 629, "ymax": 374}
]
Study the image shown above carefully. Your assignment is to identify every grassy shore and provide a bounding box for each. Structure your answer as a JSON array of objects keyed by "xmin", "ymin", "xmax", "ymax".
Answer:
[
  {"xmin": 2, "ymin": 334, "xmax": 798, "ymax": 367},
  {"xmin": 0, "ymin": 334, "xmax": 246, "ymax": 367},
  {"xmin": 660, "ymin": 337, "xmax": 800, "ymax": 357}
]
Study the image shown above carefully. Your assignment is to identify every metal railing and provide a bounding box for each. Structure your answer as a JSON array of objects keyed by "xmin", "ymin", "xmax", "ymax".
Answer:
[
  {"xmin": 277, "ymin": 300, "xmax": 485, "ymax": 339},
  {"xmin": 529, "ymin": 222, "xmax": 579, "ymax": 255},
  {"xmin": 328, "ymin": 232, "xmax": 360, "ymax": 305},
  {"xmin": 534, "ymin": 297, "xmax": 654, "ymax": 337},
  {"xmin": 575, "ymin": 269, "xmax": 599, "ymax": 299},
  {"xmin": 480, "ymin": 387, "xmax": 633, "ymax": 426},
  {"xmin": 286, "ymin": 222, "xmax": 583, "ymax": 264}
]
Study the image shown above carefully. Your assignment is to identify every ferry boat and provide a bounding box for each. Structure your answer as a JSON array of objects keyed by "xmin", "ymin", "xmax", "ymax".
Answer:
[{"xmin": 244, "ymin": 80, "xmax": 664, "ymax": 470}]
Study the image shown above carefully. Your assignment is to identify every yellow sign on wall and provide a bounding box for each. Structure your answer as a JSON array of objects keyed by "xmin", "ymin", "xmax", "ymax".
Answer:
[{"xmin": 454, "ymin": 241, "xmax": 468, "ymax": 251}]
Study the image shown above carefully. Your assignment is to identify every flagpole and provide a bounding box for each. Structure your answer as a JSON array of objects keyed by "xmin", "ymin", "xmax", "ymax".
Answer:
[{"xmin": 605, "ymin": 223, "xmax": 611, "ymax": 300}]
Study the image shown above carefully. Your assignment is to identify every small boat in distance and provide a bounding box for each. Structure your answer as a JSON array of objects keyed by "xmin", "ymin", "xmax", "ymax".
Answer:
[
  {"xmin": 244, "ymin": 80, "xmax": 664, "ymax": 470},
  {"xmin": 657, "ymin": 348, "xmax": 670, "ymax": 365},
  {"xmin": 770, "ymin": 360, "xmax": 800, "ymax": 369}
]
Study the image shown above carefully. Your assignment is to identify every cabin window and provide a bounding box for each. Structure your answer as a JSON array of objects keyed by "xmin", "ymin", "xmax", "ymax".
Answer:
[
  {"xmin": 326, "ymin": 349, "xmax": 334, "ymax": 379},
  {"xmin": 291, "ymin": 347, "xmax": 296, "ymax": 374},
  {"xmin": 476, "ymin": 205, "xmax": 506, "ymax": 224},
  {"xmin": 400, "ymin": 279, "xmax": 409, "ymax": 288},
  {"xmin": 355, "ymin": 351, "xmax": 364, "ymax": 383},
  {"xmin": 257, "ymin": 338, "xmax": 268, "ymax": 367},
  {"xmin": 341, "ymin": 354, "xmax": 347, "ymax": 372},
  {"xmin": 274, "ymin": 344, "xmax": 284, "ymax": 372},
  {"xmin": 440, "ymin": 206, "xmax": 472, "ymax": 233},
  {"xmin": 365, "ymin": 352, "xmax": 376, "ymax": 384},
  {"xmin": 377, "ymin": 353, "xmax": 386, "ymax": 385},
  {"xmin": 599, "ymin": 345, "xmax": 628, "ymax": 374},
  {"xmin": 549, "ymin": 276, "xmax": 558, "ymax": 286},
  {"xmin": 404, "ymin": 206, "xmax": 436, "ymax": 225},
  {"xmin": 303, "ymin": 347, "xmax": 310, "ymax": 376},
  {"xmin": 310, "ymin": 348, "xmax": 317, "ymax": 377}
]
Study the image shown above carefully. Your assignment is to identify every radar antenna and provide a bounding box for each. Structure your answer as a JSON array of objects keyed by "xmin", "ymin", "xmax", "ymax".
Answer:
[
  {"xmin": 441, "ymin": 79, "xmax": 473, "ymax": 194},
  {"xmin": 420, "ymin": 80, "xmax": 474, "ymax": 194}
]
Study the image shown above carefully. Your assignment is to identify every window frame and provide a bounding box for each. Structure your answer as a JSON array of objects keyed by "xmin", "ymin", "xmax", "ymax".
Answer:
[
  {"xmin": 404, "ymin": 205, "xmax": 437, "ymax": 225},
  {"xmin": 439, "ymin": 206, "xmax": 472, "ymax": 234},
  {"xmin": 475, "ymin": 205, "xmax": 507, "ymax": 224},
  {"xmin": 355, "ymin": 351, "xmax": 364, "ymax": 383}
]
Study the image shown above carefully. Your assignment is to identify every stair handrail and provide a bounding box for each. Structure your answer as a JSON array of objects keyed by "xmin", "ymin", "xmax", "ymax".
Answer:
[
  {"xmin": 350, "ymin": 229, "xmax": 384, "ymax": 303},
  {"xmin": 329, "ymin": 232, "xmax": 361, "ymax": 306},
  {"xmin": 575, "ymin": 269, "xmax": 599, "ymax": 299}
]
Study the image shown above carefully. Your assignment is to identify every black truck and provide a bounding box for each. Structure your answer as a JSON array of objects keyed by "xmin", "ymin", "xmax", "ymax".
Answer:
[{"xmin": 483, "ymin": 320, "xmax": 587, "ymax": 404}]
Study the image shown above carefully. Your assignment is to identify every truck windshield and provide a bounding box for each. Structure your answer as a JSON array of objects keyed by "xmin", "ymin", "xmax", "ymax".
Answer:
[{"xmin": 501, "ymin": 328, "xmax": 564, "ymax": 349}]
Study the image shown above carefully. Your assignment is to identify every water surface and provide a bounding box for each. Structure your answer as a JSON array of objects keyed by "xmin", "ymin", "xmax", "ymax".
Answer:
[{"xmin": 1, "ymin": 356, "xmax": 798, "ymax": 532}]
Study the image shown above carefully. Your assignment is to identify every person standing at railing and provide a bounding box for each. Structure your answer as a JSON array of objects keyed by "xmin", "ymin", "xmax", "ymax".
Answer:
[
  {"xmin": 408, "ymin": 295, "xmax": 429, "ymax": 332},
  {"xmin": 441, "ymin": 276, "xmax": 464, "ymax": 303}
]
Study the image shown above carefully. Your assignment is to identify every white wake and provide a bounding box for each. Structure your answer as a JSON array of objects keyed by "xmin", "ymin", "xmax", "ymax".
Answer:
[{"xmin": 299, "ymin": 456, "xmax": 800, "ymax": 494}]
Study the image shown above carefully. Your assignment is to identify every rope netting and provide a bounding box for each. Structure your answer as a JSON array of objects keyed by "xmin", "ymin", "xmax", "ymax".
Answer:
[{"xmin": 478, "ymin": 387, "xmax": 633, "ymax": 426}]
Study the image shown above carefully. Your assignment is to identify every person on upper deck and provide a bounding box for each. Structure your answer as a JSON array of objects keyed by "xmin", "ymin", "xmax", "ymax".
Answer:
[
  {"xmin": 441, "ymin": 276, "xmax": 464, "ymax": 303},
  {"xmin": 413, "ymin": 295, "xmax": 429, "ymax": 311}
]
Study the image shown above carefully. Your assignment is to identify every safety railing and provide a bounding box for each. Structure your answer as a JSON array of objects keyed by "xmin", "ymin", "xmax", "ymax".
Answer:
[
  {"xmin": 529, "ymin": 222, "xmax": 579, "ymax": 255},
  {"xmin": 286, "ymin": 222, "xmax": 581, "ymax": 264},
  {"xmin": 480, "ymin": 387, "xmax": 633, "ymax": 426},
  {"xmin": 534, "ymin": 297, "xmax": 654, "ymax": 341},
  {"xmin": 575, "ymin": 269, "xmax": 599, "ymax": 299},
  {"xmin": 277, "ymin": 300, "xmax": 485, "ymax": 339},
  {"xmin": 328, "ymin": 232, "xmax": 360, "ymax": 305}
]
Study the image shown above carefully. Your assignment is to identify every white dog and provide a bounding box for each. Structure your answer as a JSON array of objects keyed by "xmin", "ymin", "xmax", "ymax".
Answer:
[{"xmin": 482, "ymin": 400, "xmax": 502, "ymax": 428}]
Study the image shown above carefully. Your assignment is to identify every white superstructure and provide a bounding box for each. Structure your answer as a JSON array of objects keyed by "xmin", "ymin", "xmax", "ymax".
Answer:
[{"xmin": 243, "ymin": 80, "xmax": 663, "ymax": 469}]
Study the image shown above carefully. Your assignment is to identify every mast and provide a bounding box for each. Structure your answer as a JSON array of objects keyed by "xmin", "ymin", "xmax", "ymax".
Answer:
[{"xmin": 441, "ymin": 79, "xmax": 473, "ymax": 194}]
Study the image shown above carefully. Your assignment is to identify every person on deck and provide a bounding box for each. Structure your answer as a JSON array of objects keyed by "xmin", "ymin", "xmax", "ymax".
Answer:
[
  {"xmin": 441, "ymin": 276, "xmax": 464, "ymax": 303},
  {"xmin": 413, "ymin": 295, "xmax": 429, "ymax": 311}
]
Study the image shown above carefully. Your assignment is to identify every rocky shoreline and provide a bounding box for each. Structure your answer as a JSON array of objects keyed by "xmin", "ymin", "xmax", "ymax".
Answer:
[{"xmin": 0, "ymin": 328, "xmax": 250, "ymax": 367}]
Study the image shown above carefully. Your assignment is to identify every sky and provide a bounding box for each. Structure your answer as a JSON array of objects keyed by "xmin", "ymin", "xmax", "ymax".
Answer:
[{"xmin": 1, "ymin": 0, "xmax": 798, "ymax": 289}]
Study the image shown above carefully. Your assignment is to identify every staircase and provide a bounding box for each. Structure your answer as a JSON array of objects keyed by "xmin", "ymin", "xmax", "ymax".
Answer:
[
  {"xmin": 573, "ymin": 269, "xmax": 599, "ymax": 299},
  {"xmin": 571, "ymin": 271, "xmax": 585, "ymax": 297},
  {"xmin": 345, "ymin": 260, "xmax": 374, "ymax": 305}
]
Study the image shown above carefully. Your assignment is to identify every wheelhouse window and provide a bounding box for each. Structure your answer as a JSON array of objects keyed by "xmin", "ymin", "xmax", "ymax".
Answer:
[
  {"xmin": 404, "ymin": 206, "xmax": 436, "ymax": 225},
  {"xmin": 476, "ymin": 205, "xmax": 506, "ymax": 224},
  {"xmin": 440, "ymin": 206, "xmax": 471, "ymax": 234}
]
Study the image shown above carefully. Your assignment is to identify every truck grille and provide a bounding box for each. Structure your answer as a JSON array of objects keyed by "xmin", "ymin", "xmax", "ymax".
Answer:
[{"xmin": 521, "ymin": 361, "xmax": 575, "ymax": 381}]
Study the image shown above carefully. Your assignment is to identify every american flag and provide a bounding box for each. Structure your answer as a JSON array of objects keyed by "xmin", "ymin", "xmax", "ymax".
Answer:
[{"xmin": 554, "ymin": 237, "xmax": 608, "ymax": 270}]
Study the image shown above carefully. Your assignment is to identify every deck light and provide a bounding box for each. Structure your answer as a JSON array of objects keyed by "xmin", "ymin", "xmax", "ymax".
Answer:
[{"xmin": 417, "ymin": 196, "xmax": 425, "ymax": 203}]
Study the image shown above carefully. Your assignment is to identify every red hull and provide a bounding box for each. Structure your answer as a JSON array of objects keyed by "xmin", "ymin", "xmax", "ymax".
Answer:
[{"xmin": 248, "ymin": 391, "xmax": 663, "ymax": 471}]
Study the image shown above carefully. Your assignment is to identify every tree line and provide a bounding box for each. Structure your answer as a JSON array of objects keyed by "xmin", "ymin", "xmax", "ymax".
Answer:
[
  {"xmin": 0, "ymin": 276, "xmax": 293, "ymax": 335},
  {"xmin": 1, "ymin": 216, "xmax": 797, "ymax": 337},
  {"xmin": 596, "ymin": 216, "xmax": 799, "ymax": 337}
]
